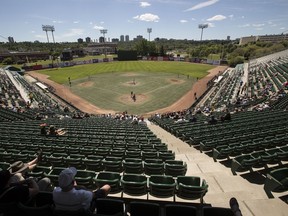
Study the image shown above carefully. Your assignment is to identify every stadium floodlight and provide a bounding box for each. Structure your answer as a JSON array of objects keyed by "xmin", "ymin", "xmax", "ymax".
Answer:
[
  {"xmin": 147, "ymin": 28, "xmax": 152, "ymax": 41},
  {"xmin": 42, "ymin": 25, "xmax": 56, "ymax": 67},
  {"xmin": 42, "ymin": 25, "xmax": 55, "ymax": 43},
  {"xmin": 100, "ymin": 29, "xmax": 108, "ymax": 57},
  {"xmin": 198, "ymin": 24, "xmax": 208, "ymax": 41}
]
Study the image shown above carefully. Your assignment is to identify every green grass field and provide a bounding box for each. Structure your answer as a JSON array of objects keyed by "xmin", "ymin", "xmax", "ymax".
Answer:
[{"xmin": 38, "ymin": 61, "xmax": 215, "ymax": 114}]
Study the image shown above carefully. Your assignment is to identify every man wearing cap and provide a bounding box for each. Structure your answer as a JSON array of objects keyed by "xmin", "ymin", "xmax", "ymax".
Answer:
[
  {"xmin": 0, "ymin": 169, "xmax": 39, "ymax": 203},
  {"xmin": 53, "ymin": 167, "xmax": 111, "ymax": 213}
]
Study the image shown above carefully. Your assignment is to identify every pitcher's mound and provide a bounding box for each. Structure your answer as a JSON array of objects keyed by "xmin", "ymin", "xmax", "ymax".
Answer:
[{"xmin": 118, "ymin": 94, "xmax": 148, "ymax": 104}]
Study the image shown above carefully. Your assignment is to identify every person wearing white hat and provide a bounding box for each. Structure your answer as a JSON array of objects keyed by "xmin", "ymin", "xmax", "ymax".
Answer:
[{"xmin": 53, "ymin": 167, "xmax": 111, "ymax": 213}]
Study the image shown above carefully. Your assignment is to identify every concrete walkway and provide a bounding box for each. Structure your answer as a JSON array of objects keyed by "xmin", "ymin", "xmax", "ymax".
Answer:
[{"xmin": 147, "ymin": 123, "xmax": 288, "ymax": 216}]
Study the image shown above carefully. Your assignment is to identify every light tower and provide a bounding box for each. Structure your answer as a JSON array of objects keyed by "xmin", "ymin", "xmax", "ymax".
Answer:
[
  {"xmin": 42, "ymin": 25, "xmax": 56, "ymax": 67},
  {"xmin": 100, "ymin": 29, "xmax": 108, "ymax": 57},
  {"xmin": 147, "ymin": 28, "xmax": 152, "ymax": 41},
  {"xmin": 198, "ymin": 24, "xmax": 208, "ymax": 41},
  {"xmin": 42, "ymin": 25, "xmax": 55, "ymax": 43}
]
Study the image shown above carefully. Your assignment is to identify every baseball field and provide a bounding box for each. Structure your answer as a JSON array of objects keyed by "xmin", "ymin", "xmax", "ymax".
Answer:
[{"xmin": 32, "ymin": 61, "xmax": 219, "ymax": 115}]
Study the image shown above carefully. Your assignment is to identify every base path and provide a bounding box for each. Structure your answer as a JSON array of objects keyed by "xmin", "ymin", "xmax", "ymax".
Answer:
[{"xmin": 28, "ymin": 65, "xmax": 227, "ymax": 115}]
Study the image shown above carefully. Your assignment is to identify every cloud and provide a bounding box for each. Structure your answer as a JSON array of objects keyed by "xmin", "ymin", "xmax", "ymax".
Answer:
[
  {"xmin": 140, "ymin": 2, "xmax": 151, "ymax": 8},
  {"xmin": 61, "ymin": 29, "xmax": 84, "ymax": 37},
  {"xmin": 228, "ymin": 14, "xmax": 234, "ymax": 19},
  {"xmin": 73, "ymin": 21, "xmax": 79, "ymax": 24},
  {"xmin": 252, "ymin": 23, "xmax": 265, "ymax": 27},
  {"xmin": 133, "ymin": 13, "xmax": 160, "ymax": 22},
  {"xmin": 180, "ymin": 20, "xmax": 188, "ymax": 23},
  {"xmin": 207, "ymin": 22, "xmax": 215, "ymax": 27},
  {"xmin": 93, "ymin": 25, "xmax": 104, "ymax": 30},
  {"xmin": 185, "ymin": 0, "xmax": 219, "ymax": 11},
  {"xmin": 53, "ymin": 20, "xmax": 64, "ymax": 24},
  {"xmin": 207, "ymin": 15, "xmax": 226, "ymax": 21},
  {"xmin": 239, "ymin": 24, "xmax": 250, "ymax": 28}
]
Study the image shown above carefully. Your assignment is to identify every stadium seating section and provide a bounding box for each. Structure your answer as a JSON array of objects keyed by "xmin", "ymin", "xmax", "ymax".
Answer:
[{"xmin": 0, "ymin": 49, "xmax": 288, "ymax": 215}]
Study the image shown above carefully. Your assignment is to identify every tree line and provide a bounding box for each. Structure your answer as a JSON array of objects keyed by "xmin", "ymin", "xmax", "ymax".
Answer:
[{"xmin": 1, "ymin": 39, "xmax": 287, "ymax": 67}]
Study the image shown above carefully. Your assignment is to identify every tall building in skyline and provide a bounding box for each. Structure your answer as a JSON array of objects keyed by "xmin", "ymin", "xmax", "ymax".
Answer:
[
  {"xmin": 85, "ymin": 37, "xmax": 91, "ymax": 43},
  {"xmin": 77, "ymin": 38, "xmax": 83, "ymax": 43},
  {"xmin": 120, "ymin": 35, "xmax": 124, "ymax": 42},
  {"xmin": 125, "ymin": 35, "xmax": 129, "ymax": 42}
]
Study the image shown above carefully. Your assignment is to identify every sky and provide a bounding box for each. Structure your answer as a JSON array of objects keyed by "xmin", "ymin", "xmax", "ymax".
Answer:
[{"xmin": 0, "ymin": 0, "xmax": 288, "ymax": 43}]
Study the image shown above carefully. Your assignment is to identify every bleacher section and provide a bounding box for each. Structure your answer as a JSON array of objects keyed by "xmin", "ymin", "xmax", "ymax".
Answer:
[{"xmin": 1, "ymin": 49, "xmax": 288, "ymax": 215}]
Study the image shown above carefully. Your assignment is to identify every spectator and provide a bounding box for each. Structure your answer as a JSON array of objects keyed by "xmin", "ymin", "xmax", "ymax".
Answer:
[
  {"xmin": 221, "ymin": 109, "xmax": 231, "ymax": 122},
  {"xmin": 230, "ymin": 197, "xmax": 242, "ymax": 216},
  {"xmin": 0, "ymin": 169, "xmax": 39, "ymax": 204},
  {"xmin": 53, "ymin": 167, "xmax": 111, "ymax": 214},
  {"xmin": 40, "ymin": 123, "xmax": 47, "ymax": 135},
  {"xmin": 48, "ymin": 125, "xmax": 66, "ymax": 136},
  {"xmin": 7, "ymin": 152, "xmax": 51, "ymax": 192},
  {"xmin": 208, "ymin": 115, "xmax": 218, "ymax": 124}
]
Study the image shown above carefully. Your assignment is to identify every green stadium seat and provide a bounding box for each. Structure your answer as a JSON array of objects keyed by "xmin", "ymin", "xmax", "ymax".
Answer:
[
  {"xmin": 123, "ymin": 158, "xmax": 143, "ymax": 174},
  {"xmin": 164, "ymin": 204, "xmax": 197, "ymax": 216},
  {"xmin": 176, "ymin": 176, "xmax": 208, "ymax": 204},
  {"xmin": 264, "ymin": 167, "xmax": 288, "ymax": 198},
  {"xmin": 95, "ymin": 171, "xmax": 121, "ymax": 193},
  {"xmin": 149, "ymin": 175, "xmax": 176, "ymax": 199},
  {"xmin": 144, "ymin": 159, "xmax": 164, "ymax": 175},
  {"xmin": 129, "ymin": 201, "xmax": 160, "ymax": 216},
  {"xmin": 164, "ymin": 160, "xmax": 187, "ymax": 177},
  {"xmin": 121, "ymin": 174, "xmax": 148, "ymax": 197}
]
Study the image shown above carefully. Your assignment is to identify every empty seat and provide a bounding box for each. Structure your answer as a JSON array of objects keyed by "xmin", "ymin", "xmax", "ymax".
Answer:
[
  {"xmin": 144, "ymin": 159, "xmax": 164, "ymax": 176},
  {"xmin": 96, "ymin": 198, "xmax": 125, "ymax": 216},
  {"xmin": 82, "ymin": 157, "xmax": 103, "ymax": 172},
  {"xmin": 102, "ymin": 156, "xmax": 123, "ymax": 172},
  {"xmin": 264, "ymin": 167, "xmax": 288, "ymax": 198},
  {"xmin": 164, "ymin": 160, "xmax": 187, "ymax": 177},
  {"xmin": 121, "ymin": 174, "xmax": 148, "ymax": 196},
  {"xmin": 202, "ymin": 206, "xmax": 234, "ymax": 216},
  {"xmin": 176, "ymin": 176, "xmax": 208, "ymax": 203},
  {"xmin": 123, "ymin": 158, "xmax": 143, "ymax": 174},
  {"xmin": 129, "ymin": 201, "xmax": 160, "ymax": 216},
  {"xmin": 164, "ymin": 204, "xmax": 197, "ymax": 216},
  {"xmin": 149, "ymin": 175, "xmax": 176, "ymax": 198},
  {"xmin": 18, "ymin": 202, "xmax": 53, "ymax": 216}
]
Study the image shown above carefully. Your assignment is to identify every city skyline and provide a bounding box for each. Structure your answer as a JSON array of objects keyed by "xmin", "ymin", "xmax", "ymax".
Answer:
[{"xmin": 0, "ymin": 0, "xmax": 287, "ymax": 43}]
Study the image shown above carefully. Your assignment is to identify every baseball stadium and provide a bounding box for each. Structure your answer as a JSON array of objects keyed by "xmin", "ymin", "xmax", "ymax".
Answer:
[{"xmin": 0, "ymin": 49, "xmax": 288, "ymax": 216}]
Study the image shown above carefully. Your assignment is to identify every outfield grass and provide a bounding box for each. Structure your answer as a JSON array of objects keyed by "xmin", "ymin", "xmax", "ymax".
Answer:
[
  {"xmin": 37, "ymin": 61, "xmax": 215, "ymax": 114},
  {"xmin": 39, "ymin": 61, "xmax": 215, "ymax": 84}
]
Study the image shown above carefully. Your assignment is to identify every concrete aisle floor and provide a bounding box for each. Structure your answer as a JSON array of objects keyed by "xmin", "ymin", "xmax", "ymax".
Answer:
[{"xmin": 147, "ymin": 123, "xmax": 288, "ymax": 216}]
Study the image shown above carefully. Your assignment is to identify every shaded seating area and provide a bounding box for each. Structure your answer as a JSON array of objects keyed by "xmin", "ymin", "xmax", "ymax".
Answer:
[{"xmin": 264, "ymin": 167, "xmax": 288, "ymax": 198}]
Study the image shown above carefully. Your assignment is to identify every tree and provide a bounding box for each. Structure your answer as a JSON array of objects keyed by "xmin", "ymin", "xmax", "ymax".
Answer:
[
  {"xmin": 2, "ymin": 57, "xmax": 14, "ymax": 65},
  {"xmin": 134, "ymin": 39, "xmax": 157, "ymax": 56},
  {"xmin": 159, "ymin": 45, "xmax": 165, "ymax": 56},
  {"xmin": 228, "ymin": 56, "xmax": 244, "ymax": 67}
]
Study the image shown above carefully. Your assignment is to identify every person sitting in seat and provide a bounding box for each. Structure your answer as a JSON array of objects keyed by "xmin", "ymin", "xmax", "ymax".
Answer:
[
  {"xmin": 220, "ymin": 109, "xmax": 231, "ymax": 122},
  {"xmin": 208, "ymin": 115, "xmax": 218, "ymax": 124},
  {"xmin": 53, "ymin": 167, "xmax": 111, "ymax": 214},
  {"xmin": 0, "ymin": 169, "xmax": 39, "ymax": 204},
  {"xmin": 40, "ymin": 123, "xmax": 47, "ymax": 136},
  {"xmin": 7, "ymin": 150, "xmax": 52, "ymax": 192},
  {"xmin": 48, "ymin": 125, "xmax": 66, "ymax": 136}
]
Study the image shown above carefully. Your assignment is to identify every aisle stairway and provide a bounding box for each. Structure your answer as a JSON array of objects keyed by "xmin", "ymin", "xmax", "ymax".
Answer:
[{"xmin": 147, "ymin": 123, "xmax": 288, "ymax": 216}]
